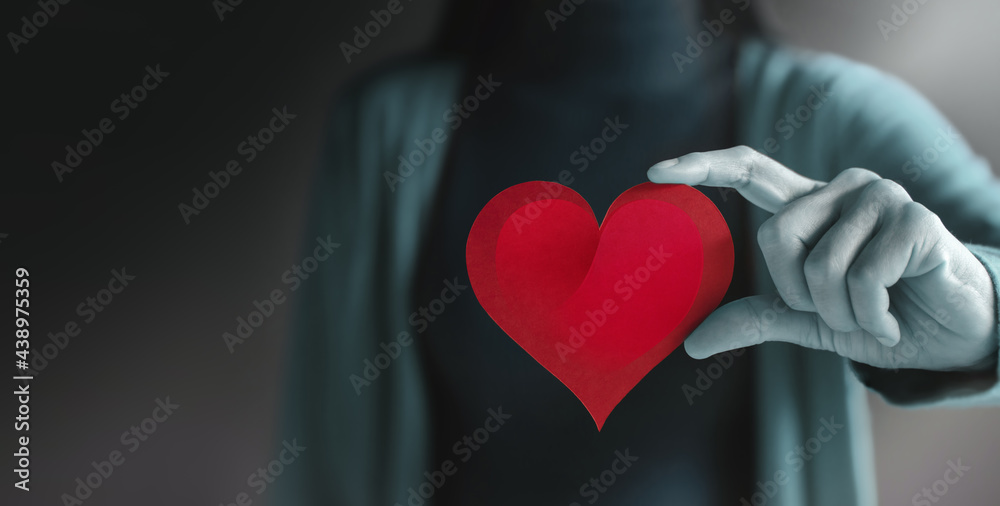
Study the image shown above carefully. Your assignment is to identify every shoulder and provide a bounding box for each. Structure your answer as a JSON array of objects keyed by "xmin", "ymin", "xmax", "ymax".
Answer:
[
  {"xmin": 735, "ymin": 36, "xmax": 917, "ymax": 118},
  {"xmin": 735, "ymin": 37, "xmax": 965, "ymax": 181},
  {"xmin": 330, "ymin": 56, "xmax": 465, "ymax": 131}
]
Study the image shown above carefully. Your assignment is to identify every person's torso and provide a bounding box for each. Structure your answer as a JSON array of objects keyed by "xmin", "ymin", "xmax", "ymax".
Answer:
[{"xmin": 413, "ymin": 28, "xmax": 761, "ymax": 502}]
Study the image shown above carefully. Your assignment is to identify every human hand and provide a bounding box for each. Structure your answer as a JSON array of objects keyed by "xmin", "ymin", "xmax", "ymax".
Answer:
[{"xmin": 648, "ymin": 146, "xmax": 998, "ymax": 371}]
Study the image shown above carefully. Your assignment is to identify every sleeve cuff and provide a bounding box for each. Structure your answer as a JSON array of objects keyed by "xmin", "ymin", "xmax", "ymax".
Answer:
[{"xmin": 849, "ymin": 243, "xmax": 1000, "ymax": 407}]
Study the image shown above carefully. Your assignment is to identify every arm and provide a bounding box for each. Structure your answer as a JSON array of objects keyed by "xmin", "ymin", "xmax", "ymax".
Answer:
[
  {"xmin": 647, "ymin": 142, "xmax": 1000, "ymax": 407},
  {"xmin": 830, "ymin": 63, "xmax": 1000, "ymax": 405},
  {"xmin": 717, "ymin": 40, "xmax": 1000, "ymax": 407}
]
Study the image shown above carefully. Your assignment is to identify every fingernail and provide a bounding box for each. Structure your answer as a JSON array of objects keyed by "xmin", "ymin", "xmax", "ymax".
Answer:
[
  {"xmin": 649, "ymin": 159, "xmax": 679, "ymax": 172},
  {"xmin": 875, "ymin": 334, "xmax": 899, "ymax": 347}
]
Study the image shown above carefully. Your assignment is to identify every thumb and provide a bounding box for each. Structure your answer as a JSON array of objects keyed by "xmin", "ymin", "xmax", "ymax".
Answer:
[{"xmin": 684, "ymin": 294, "xmax": 825, "ymax": 359}]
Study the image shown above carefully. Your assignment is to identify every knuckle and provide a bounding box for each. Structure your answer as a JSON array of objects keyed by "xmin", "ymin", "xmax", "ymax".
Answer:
[
  {"xmin": 901, "ymin": 203, "xmax": 946, "ymax": 246},
  {"xmin": 733, "ymin": 146, "xmax": 760, "ymax": 188},
  {"xmin": 782, "ymin": 292, "xmax": 812, "ymax": 311},
  {"xmin": 803, "ymin": 250, "xmax": 840, "ymax": 283},
  {"xmin": 845, "ymin": 262, "xmax": 872, "ymax": 288},
  {"xmin": 864, "ymin": 178, "xmax": 911, "ymax": 203},
  {"xmin": 900, "ymin": 201, "xmax": 937, "ymax": 226},
  {"xmin": 757, "ymin": 222, "xmax": 777, "ymax": 250},
  {"xmin": 837, "ymin": 167, "xmax": 880, "ymax": 185},
  {"xmin": 732, "ymin": 145, "xmax": 759, "ymax": 160},
  {"xmin": 732, "ymin": 145, "xmax": 774, "ymax": 188},
  {"xmin": 757, "ymin": 215, "xmax": 790, "ymax": 249},
  {"xmin": 814, "ymin": 324, "xmax": 839, "ymax": 353}
]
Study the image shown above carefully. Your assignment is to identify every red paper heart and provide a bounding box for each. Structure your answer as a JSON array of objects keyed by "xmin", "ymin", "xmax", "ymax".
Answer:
[{"xmin": 466, "ymin": 182, "xmax": 733, "ymax": 430}]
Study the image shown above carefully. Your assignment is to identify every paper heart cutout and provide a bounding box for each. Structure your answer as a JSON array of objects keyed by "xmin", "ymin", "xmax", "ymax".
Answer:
[{"xmin": 466, "ymin": 182, "xmax": 733, "ymax": 429}]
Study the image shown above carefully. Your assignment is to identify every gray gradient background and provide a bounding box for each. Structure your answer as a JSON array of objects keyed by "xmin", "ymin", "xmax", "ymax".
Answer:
[{"xmin": 4, "ymin": 0, "xmax": 1000, "ymax": 504}]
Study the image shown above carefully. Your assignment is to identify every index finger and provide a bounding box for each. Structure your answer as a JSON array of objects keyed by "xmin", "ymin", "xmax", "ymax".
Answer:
[{"xmin": 647, "ymin": 146, "xmax": 824, "ymax": 214}]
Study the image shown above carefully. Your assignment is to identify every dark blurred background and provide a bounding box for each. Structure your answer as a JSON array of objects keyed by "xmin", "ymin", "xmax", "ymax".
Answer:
[{"xmin": 2, "ymin": 0, "xmax": 999, "ymax": 504}]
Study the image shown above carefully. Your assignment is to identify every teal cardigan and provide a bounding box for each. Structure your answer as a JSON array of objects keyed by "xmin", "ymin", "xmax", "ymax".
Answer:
[{"xmin": 279, "ymin": 38, "xmax": 1000, "ymax": 505}]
